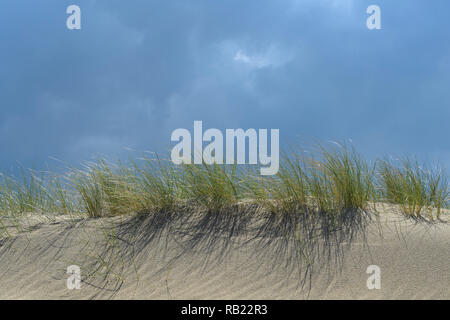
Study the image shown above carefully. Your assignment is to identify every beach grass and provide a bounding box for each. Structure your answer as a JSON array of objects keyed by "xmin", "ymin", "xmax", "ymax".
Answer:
[
  {"xmin": 0, "ymin": 143, "xmax": 448, "ymax": 220},
  {"xmin": 377, "ymin": 157, "xmax": 448, "ymax": 220}
]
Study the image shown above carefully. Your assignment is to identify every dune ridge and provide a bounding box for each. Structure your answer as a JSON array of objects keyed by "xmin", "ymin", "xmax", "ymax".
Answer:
[{"xmin": 0, "ymin": 205, "xmax": 448, "ymax": 300}]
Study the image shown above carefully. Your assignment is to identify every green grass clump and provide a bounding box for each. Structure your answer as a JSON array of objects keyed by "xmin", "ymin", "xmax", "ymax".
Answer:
[
  {"xmin": 130, "ymin": 156, "xmax": 180, "ymax": 212},
  {"xmin": 318, "ymin": 144, "xmax": 375, "ymax": 212},
  {"xmin": 264, "ymin": 152, "xmax": 309, "ymax": 213},
  {"xmin": 0, "ymin": 168, "xmax": 74, "ymax": 215},
  {"xmin": 69, "ymin": 164, "xmax": 105, "ymax": 218},
  {"xmin": 69, "ymin": 160, "xmax": 144, "ymax": 217},
  {"xmin": 179, "ymin": 162, "xmax": 244, "ymax": 212},
  {"xmin": 378, "ymin": 157, "xmax": 448, "ymax": 219},
  {"xmin": 264, "ymin": 144, "xmax": 375, "ymax": 216}
]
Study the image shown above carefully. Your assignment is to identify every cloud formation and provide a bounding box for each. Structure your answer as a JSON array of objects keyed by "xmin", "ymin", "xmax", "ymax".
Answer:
[{"xmin": 0, "ymin": 0, "xmax": 449, "ymax": 171}]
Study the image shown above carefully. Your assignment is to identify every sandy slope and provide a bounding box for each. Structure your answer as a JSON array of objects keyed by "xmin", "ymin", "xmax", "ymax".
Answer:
[{"xmin": 0, "ymin": 207, "xmax": 449, "ymax": 300}]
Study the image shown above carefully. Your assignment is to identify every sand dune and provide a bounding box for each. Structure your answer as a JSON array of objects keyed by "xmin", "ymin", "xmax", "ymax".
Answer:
[{"xmin": 0, "ymin": 207, "xmax": 449, "ymax": 299}]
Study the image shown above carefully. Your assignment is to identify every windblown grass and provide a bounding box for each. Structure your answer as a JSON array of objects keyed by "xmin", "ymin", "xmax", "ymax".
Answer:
[
  {"xmin": 179, "ymin": 162, "xmax": 245, "ymax": 212},
  {"xmin": 129, "ymin": 156, "xmax": 182, "ymax": 212},
  {"xmin": 254, "ymin": 143, "xmax": 375, "ymax": 216},
  {"xmin": 0, "ymin": 168, "xmax": 75, "ymax": 215},
  {"xmin": 0, "ymin": 143, "xmax": 448, "ymax": 221},
  {"xmin": 377, "ymin": 157, "xmax": 448, "ymax": 220}
]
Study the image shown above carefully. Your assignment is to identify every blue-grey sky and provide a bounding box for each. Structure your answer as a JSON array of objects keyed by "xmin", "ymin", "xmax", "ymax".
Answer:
[{"xmin": 1, "ymin": 0, "xmax": 449, "ymax": 172}]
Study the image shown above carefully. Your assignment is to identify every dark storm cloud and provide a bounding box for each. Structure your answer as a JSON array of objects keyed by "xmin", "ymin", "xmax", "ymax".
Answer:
[{"xmin": 0, "ymin": 0, "xmax": 449, "ymax": 171}]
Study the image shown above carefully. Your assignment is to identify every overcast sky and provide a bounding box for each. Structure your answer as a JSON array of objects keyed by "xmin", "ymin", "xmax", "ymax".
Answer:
[{"xmin": 1, "ymin": 0, "xmax": 449, "ymax": 172}]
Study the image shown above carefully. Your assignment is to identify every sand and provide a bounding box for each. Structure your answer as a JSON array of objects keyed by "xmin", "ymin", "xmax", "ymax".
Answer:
[{"xmin": 0, "ymin": 206, "xmax": 449, "ymax": 300}]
